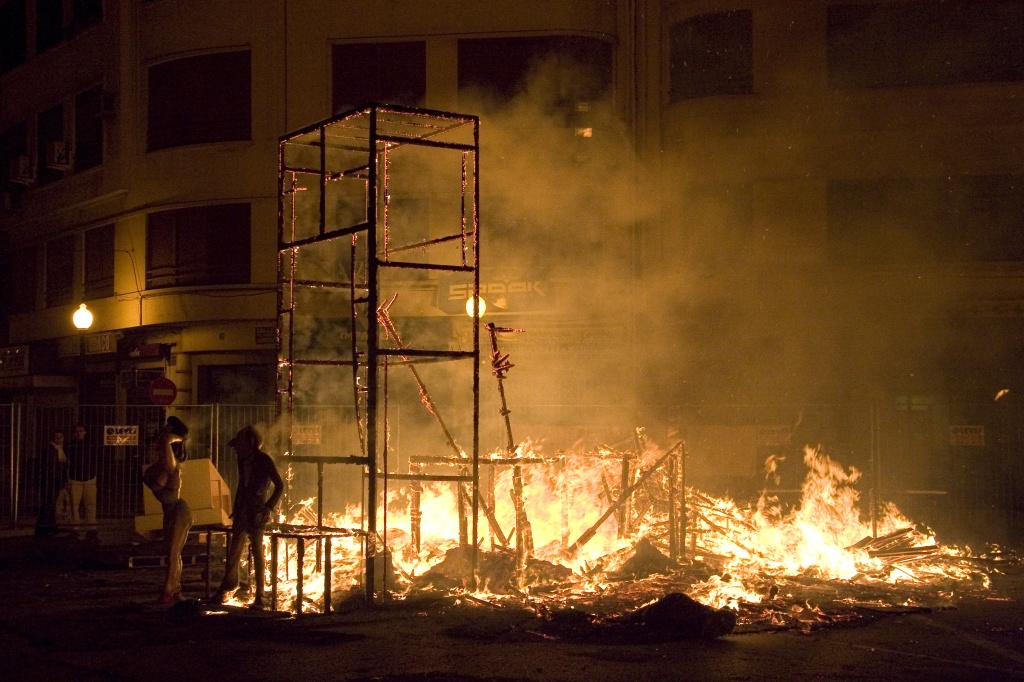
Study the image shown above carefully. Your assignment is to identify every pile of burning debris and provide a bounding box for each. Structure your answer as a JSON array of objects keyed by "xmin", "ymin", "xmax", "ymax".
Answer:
[
  {"xmin": 398, "ymin": 518, "xmax": 993, "ymax": 639},
  {"xmin": 269, "ymin": 442, "xmax": 1002, "ymax": 638}
]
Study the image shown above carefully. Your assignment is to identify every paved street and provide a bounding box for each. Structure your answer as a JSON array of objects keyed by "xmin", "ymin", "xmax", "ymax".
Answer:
[{"xmin": 1, "ymin": 526, "xmax": 1023, "ymax": 682}]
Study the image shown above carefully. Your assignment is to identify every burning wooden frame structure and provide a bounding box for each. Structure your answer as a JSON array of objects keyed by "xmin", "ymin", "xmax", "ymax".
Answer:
[
  {"xmin": 270, "ymin": 105, "xmax": 974, "ymax": 619},
  {"xmin": 277, "ymin": 104, "xmax": 482, "ymax": 606}
]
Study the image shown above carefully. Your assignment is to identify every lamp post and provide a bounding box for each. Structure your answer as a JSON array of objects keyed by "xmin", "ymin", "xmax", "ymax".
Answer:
[{"xmin": 72, "ymin": 303, "xmax": 94, "ymax": 405}]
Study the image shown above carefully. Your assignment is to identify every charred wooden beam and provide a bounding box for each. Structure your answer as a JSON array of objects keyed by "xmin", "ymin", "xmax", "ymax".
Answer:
[
  {"xmin": 847, "ymin": 527, "xmax": 916, "ymax": 553},
  {"xmin": 486, "ymin": 322, "xmax": 533, "ymax": 576},
  {"xmin": 566, "ymin": 443, "xmax": 682, "ymax": 556},
  {"xmin": 459, "ymin": 466, "xmax": 470, "ymax": 547},
  {"xmin": 691, "ymin": 510, "xmax": 762, "ymax": 559},
  {"xmin": 679, "ymin": 443, "xmax": 688, "ymax": 561},
  {"xmin": 410, "ymin": 463, "xmax": 422, "ymax": 554},
  {"xmin": 617, "ymin": 439, "xmax": 632, "ymax": 538},
  {"xmin": 868, "ymin": 546, "xmax": 940, "ymax": 561}
]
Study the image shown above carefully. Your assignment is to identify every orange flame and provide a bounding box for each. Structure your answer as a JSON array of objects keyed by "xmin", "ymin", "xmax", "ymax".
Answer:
[{"xmin": 255, "ymin": 444, "xmax": 980, "ymax": 614}]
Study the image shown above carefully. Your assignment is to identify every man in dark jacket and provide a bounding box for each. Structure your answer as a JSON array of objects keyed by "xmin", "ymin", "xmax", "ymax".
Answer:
[
  {"xmin": 66, "ymin": 423, "xmax": 99, "ymax": 539},
  {"xmin": 35, "ymin": 429, "xmax": 69, "ymax": 537},
  {"xmin": 214, "ymin": 425, "xmax": 283, "ymax": 609}
]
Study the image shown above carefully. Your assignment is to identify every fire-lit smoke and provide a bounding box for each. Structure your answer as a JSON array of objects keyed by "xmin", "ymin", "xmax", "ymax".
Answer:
[{"xmin": 259, "ymin": 55, "xmax": 996, "ymax": 614}]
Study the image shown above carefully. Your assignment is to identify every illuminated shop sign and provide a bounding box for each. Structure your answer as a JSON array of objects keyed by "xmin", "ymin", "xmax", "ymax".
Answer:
[{"xmin": 435, "ymin": 277, "xmax": 551, "ymax": 315}]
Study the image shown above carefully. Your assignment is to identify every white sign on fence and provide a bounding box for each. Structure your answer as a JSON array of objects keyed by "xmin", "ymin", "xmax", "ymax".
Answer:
[
  {"xmin": 292, "ymin": 424, "xmax": 322, "ymax": 445},
  {"xmin": 949, "ymin": 425, "xmax": 985, "ymax": 447},
  {"xmin": 104, "ymin": 425, "xmax": 139, "ymax": 446}
]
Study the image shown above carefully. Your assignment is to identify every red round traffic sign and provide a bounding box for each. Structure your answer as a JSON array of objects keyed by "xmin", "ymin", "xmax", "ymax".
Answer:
[{"xmin": 148, "ymin": 377, "xmax": 177, "ymax": 405}]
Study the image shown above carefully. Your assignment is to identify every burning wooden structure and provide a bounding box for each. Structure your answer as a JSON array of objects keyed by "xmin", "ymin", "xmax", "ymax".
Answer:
[
  {"xmin": 276, "ymin": 104, "xmax": 482, "ymax": 605},
  {"xmin": 267, "ymin": 105, "xmax": 990, "ymax": 623}
]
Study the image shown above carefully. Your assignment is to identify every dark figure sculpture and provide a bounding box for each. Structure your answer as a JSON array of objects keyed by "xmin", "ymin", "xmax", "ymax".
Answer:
[{"xmin": 214, "ymin": 425, "xmax": 283, "ymax": 609}]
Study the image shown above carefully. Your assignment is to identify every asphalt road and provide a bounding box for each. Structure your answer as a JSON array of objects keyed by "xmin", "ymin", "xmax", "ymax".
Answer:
[{"xmin": 1, "ymin": 530, "xmax": 1023, "ymax": 682}]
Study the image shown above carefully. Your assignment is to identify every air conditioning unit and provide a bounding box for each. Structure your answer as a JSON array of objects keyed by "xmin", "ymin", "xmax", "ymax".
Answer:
[
  {"xmin": 8, "ymin": 155, "xmax": 35, "ymax": 186},
  {"xmin": 45, "ymin": 140, "xmax": 72, "ymax": 171}
]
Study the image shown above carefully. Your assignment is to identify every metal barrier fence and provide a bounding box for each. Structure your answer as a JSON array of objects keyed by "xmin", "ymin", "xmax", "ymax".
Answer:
[
  {"xmin": 0, "ymin": 404, "xmax": 276, "ymax": 528},
  {"xmin": 1, "ymin": 404, "xmax": 22, "ymax": 529},
  {"xmin": 0, "ymin": 401, "xmax": 624, "ymax": 529},
  {"xmin": 0, "ymin": 403, "xmax": 384, "ymax": 529},
  {"xmin": 3, "ymin": 401, "xmax": 1021, "ymax": 545}
]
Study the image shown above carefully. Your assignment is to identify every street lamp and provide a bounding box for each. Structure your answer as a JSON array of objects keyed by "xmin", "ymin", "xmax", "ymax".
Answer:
[
  {"xmin": 73, "ymin": 303, "xmax": 93, "ymax": 405},
  {"xmin": 465, "ymin": 296, "xmax": 486, "ymax": 318},
  {"xmin": 73, "ymin": 303, "xmax": 93, "ymax": 331}
]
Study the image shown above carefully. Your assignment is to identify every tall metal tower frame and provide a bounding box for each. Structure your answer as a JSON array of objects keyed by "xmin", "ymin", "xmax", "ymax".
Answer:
[{"xmin": 277, "ymin": 104, "xmax": 481, "ymax": 604}]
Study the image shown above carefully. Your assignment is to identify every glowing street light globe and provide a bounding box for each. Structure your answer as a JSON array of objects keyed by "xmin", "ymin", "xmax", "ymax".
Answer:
[
  {"xmin": 72, "ymin": 303, "xmax": 94, "ymax": 330},
  {"xmin": 465, "ymin": 296, "xmax": 486, "ymax": 318}
]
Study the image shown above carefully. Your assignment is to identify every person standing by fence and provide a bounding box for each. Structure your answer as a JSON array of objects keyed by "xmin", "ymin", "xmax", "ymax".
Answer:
[
  {"xmin": 66, "ymin": 423, "xmax": 99, "ymax": 540},
  {"xmin": 34, "ymin": 429, "xmax": 69, "ymax": 537}
]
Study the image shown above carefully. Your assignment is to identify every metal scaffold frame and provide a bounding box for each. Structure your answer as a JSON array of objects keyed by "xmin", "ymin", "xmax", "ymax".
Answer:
[{"xmin": 276, "ymin": 104, "xmax": 482, "ymax": 607}]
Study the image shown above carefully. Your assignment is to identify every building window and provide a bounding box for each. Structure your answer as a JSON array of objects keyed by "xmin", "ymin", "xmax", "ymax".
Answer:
[
  {"xmin": 332, "ymin": 42, "xmax": 426, "ymax": 113},
  {"xmin": 35, "ymin": 0, "xmax": 63, "ymax": 53},
  {"xmin": 83, "ymin": 223, "xmax": 114, "ymax": 299},
  {"xmin": 0, "ymin": 121, "xmax": 29, "ymax": 189},
  {"xmin": 668, "ymin": 11, "xmax": 754, "ymax": 102},
  {"xmin": 36, "ymin": 103, "xmax": 65, "ymax": 186},
  {"xmin": 74, "ymin": 85, "xmax": 104, "ymax": 171},
  {"xmin": 827, "ymin": 1, "xmax": 1024, "ymax": 89},
  {"xmin": 458, "ymin": 36, "xmax": 613, "ymax": 111},
  {"xmin": 957, "ymin": 175, "xmax": 1024, "ymax": 261},
  {"xmin": 681, "ymin": 182, "xmax": 754, "ymax": 265},
  {"xmin": 0, "ymin": 0, "xmax": 27, "ymax": 74},
  {"xmin": 198, "ymin": 364, "xmax": 276, "ymax": 404},
  {"xmin": 829, "ymin": 175, "xmax": 1024, "ymax": 264},
  {"xmin": 828, "ymin": 178, "xmax": 955, "ymax": 264},
  {"xmin": 68, "ymin": 0, "xmax": 102, "ymax": 37},
  {"xmin": 45, "ymin": 234, "xmax": 74, "ymax": 307},
  {"xmin": 146, "ymin": 203, "xmax": 250, "ymax": 289},
  {"xmin": 147, "ymin": 50, "xmax": 251, "ymax": 151},
  {"xmin": 10, "ymin": 245, "xmax": 38, "ymax": 314}
]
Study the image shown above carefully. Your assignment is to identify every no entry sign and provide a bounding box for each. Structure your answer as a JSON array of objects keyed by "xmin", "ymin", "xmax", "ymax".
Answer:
[{"xmin": 149, "ymin": 377, "xmax": 177, "ymax": 405}]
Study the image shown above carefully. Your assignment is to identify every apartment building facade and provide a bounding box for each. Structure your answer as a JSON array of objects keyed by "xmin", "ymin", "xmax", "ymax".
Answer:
[{"xmin": 0, "ymin": 1, "xmax": 1022, "ymax": 532}]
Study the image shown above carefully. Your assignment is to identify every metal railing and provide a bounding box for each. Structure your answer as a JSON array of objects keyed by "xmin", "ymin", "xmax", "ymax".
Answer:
[
  {"xmin": 3, "ymin": 401, "xmax": 1021, "ymax": 546},
  {"xmin": 0, "ymin": 403, "xmax": 382, "ymax": 530},
  {"xmin": 1, "ymin": 404, "xmax": 275, "ymax": 528}
]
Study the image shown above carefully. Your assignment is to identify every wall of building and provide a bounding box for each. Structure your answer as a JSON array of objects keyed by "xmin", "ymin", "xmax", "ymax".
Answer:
[
  {"xmin": 1, "ymin": 1, "xmax": 1022, "ymax": 533},
  {"xmin": 0, "ymin": 0, "xmax": 631, "ymax": 412}
]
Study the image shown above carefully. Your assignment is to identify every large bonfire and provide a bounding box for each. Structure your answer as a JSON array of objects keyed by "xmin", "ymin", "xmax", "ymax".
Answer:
[{"xmin": 249, "ymin": 437, "xmax": 994, "ymax": 633}]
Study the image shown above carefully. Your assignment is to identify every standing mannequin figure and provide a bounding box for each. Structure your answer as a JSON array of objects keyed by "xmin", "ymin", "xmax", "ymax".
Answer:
[{"xmin": 143, "ymin": 416, "xmax": 193, "ymax": 603}]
